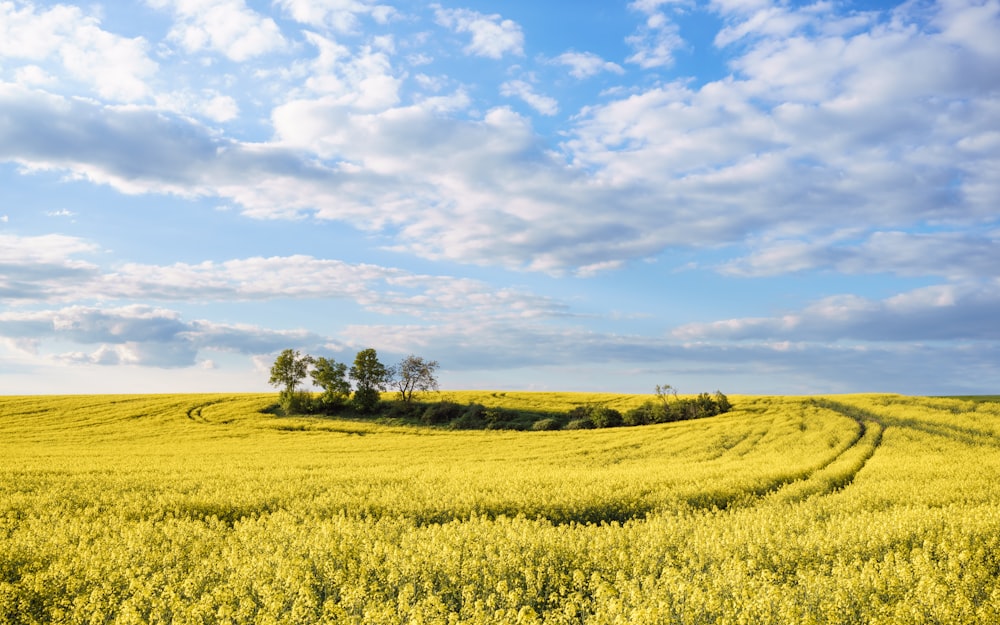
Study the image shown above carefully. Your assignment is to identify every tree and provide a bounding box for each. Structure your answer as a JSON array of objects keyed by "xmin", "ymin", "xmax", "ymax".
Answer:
[
  {"xmin": 655, "ymin": 384, "xmax": 677, "ymax": 406},
  {"xmin": 269, "ymin": 349, "xmax": 314, "ymax": 414},
  {"xmin": 349, "ymin": 348, "xmax": 389, "ymax": 412},
  {"xmin": 310, "ymin": 357, "xmax": 351, "ymax": 410},
  {"xmin": 391, "ymin": 355, "xmax": 440, "ymax": 403}
]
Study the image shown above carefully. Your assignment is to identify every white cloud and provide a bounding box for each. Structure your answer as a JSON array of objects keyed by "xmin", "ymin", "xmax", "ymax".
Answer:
[
  {"xmin": 625, "ymin": 2, "xmax": 686, "ymax": 68},
  {"xmin": 0, "ymin": 233, "xmax": 569, "ymax": 322},
  {"xmin": 0, "ymin": 2, "xmax": 157, "ymax": 101},
  {"xmin": 0, "ymin": 304, "xmax": 328, "ymax": 368},
  {"xmin": 500, "ymin": 80, "xmax": 558, "ymax": 116},
  {"xmin": 714, "ymin": 4, "xmax": 814, "ymax": 47},
  {"xmin": 0, "ymin": 234, "xmax": 99, "ymax": 301},
  {"xmin": 14, "ymin": 64, "xmax": 55, "ymax": 87},
  {"xmin": 148, "ymin": 0, "xmax": 286, "ymax": 61},
  {"xmin": 553, "ymin": 52, "xmax": 625, "ymax": 79},
  {"xmin": 290, "ymin": 32, "xmax": 402, "ymax": 109},
  {"xmin": 155, "ymin": 89, "xmax": 240, "ymax": 122},
  {"xmin": 276, "ymin": 0, "xmax": 396, "ymax": 32},
  {"xmin": 673, "ymin": 281, "xmax": 1000, "ymax": 342},
  {"xmin": 434, "ymin": 7, "xmax": 524, "ymax": 59},
  {"xmin": 721, "ymin": 230, "xmax": 1000, "ymax": 279},
  {"xmin": 1, "ymin": 0, "xmax": 997, "ymax": 279}
]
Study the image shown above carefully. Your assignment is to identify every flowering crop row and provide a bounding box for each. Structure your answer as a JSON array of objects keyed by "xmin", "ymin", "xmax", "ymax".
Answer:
[{"xmin": 1, "ymin": 393, "xmax": 998, "ymax": 623}]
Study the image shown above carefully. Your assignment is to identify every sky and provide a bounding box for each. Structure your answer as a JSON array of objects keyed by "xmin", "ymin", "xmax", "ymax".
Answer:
[{"xmin": 1, "ymin": 0, "xmax": 998, "ymax": 396}]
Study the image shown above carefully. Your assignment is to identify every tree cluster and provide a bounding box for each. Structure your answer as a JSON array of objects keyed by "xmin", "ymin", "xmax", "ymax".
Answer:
[
  {"xmin": 268, "ymin": 348, "xmax": 438, "ymax": 415},
  {"xmin": 375, "ymin": 386, "xmax": 731, "ymax": 431},
  {"xmin": 268, "ymin": 353, "xmax": 732, "ymax": 431}
]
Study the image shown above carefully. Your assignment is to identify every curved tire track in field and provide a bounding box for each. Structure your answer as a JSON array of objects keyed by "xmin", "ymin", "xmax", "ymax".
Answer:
[
  {"xmin": 767, "ymin": 399, "xmax": 885, "ymax": 504},
  {"xmin": 186, "ymin": 400, "xmax": 227, "ymax": 424}
]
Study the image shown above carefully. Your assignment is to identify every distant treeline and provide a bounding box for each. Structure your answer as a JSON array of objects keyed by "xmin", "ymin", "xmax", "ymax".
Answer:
[
  {"xmin": 395, "ymin": 388, "xmax": 732, "ymax": 431},
  {"xmin": 270, "ymin": 348, "xmax": 731, "ymax": 430},
  {"xmin": 276, "ymin": 383, "xmax": 731, "ymax": 432}
]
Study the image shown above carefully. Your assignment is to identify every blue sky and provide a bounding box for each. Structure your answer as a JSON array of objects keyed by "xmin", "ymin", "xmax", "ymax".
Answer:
[{"xmin": 1, "ymin": 0, "xmax": 999, "ymax": 395}]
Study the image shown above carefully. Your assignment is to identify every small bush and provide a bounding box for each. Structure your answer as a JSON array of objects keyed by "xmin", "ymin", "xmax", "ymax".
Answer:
[
  {"xmin": 589, "ymin": 406, "xmax": 623, "ymax": 428},
  {"xmin": 531, "ymin": 418, "xmax": 562, "ymax": 431},
  {"xmin": 623, "ymin": 403, "xmax": 654, "ymax": 426},
  {"xmin": 352, "ymin": 388, "xmax": 381, "ymax": 414},
  {"xmin": 279, "ymin": 391, "xmax": 314, "ymax": 416},
  {"xmin": 564, "ymin": 418, "xmax": 595, "ymax": 430},
  {"xmin": 449, "ymin": 404, "xmax": 487, "ymax": 429},
  {"xmin": 422, "ymin": 401, "xmax": 463, "ymax": 425}
]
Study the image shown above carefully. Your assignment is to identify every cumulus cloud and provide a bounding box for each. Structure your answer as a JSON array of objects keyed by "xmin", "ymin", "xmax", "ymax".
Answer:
[
  {"xmin": 148, "ymin": 0, "xmax": 286, "ymax": 61},
  {"xmin": 500, "ymin": 80, "xmax": 558, "ymax": 116},
  {"xmin": 289, "ymin": 32, "xmax": 402, "ymax": 109},
  {"xmin": 674, "ymin": 281, "xmax": 1000, "ymax": 343},
  {"xmin": 1, "ymin": 0, "xmax": 997, "ymax": 279},
  {"xmin": 155, "ymin": 90, "xmax": 240, "ymax": 123},
  {"xmin": 275, "ymin": 0, "xmax": 395, "ymax": 32},
  {"xmin": 0, "ymin": 305, "xmax": 328, "ymax": 368},
  {"xmin": 721, "ymin": 230, "xmax": 1000, "ymax": 279},
  {"xmin": 0, "ymin": 2, "xmax": 157, "ymax": 101},
  {"xmin": 434, "ymin": 7, "xmax": 524, "ymax": 59},
  {"xmin": 97, "ymin": 256, "xmax": 569, "ymax": 320},
  {"xmin": 552, "ymin": 51, "xmax": 625, "ymax": 79},
  {"xmin": 0, "ymin": 235, "xmax": 569, "ymax": 322},
  {"xmin": 0, "ymin": 234, "xmax": 100, "ymax": 301},
  {"xmin": 625, "ymin": 2, "xmax": 686, "ymax": 68}
]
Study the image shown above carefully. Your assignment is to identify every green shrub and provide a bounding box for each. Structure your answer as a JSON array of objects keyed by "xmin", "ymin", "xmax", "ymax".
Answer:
[
  {"xmin": 279, "ymin": 390, "xmax": 314, "ymax": 416},
  {"xmin": 623, "ymin": 403, "xmax": 655, "ymax": 426},
  {"xmin": 589, "ymin": 406, "xmax": 623, "ymax": 428},
  {"xmin": 422, "ymin": 401, "xmax": 463, "ymax": 425},
  {"xmin": 531, "ymin": 418, "xmax": 562, "ymax": 431},
  {"xmin": 449, "ymin": 404, "xmax": 487, "ymax": 429},
  {"xmin": 352, "ymin": 388, "xmax": 382, "ymax": 413},
  {"xmin": 564, "ymin": 417, "xmax": 595, "ymax": 430}
]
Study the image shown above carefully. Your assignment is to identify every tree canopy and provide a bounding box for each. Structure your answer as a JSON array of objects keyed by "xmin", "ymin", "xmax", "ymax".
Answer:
[
  {"xmin": 268, "ymin": 349, "xmax": 312, "ymax": 398},
  {"xmin": 349, "ymin": 348, "xmax": 390, "ymax": 412},
  {"xmin": 391, "ymin": 355, "xmax": 440, "ymax": 403},
  {"xmin": 310, "ymin": 357, "xmax": 351, "ymax": 409}
]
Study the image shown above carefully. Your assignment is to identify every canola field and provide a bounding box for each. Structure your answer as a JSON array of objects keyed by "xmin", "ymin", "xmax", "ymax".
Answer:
[{"xmin": 1, "ymin": 393, "xmax": 999, "ymax": 624}]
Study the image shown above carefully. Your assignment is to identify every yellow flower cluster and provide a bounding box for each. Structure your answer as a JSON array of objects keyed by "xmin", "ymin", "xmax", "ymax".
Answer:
[{"xmin": 1, "ymin": 393, "xmax": 998, "ymax": 623}]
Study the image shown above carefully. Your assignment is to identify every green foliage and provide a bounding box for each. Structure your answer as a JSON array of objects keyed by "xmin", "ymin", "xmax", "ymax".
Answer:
[
  {"xmin": 268, "ymin": 349, "xmax": 313, "ymax": 410},
  {"xmin": 351, "ymin": 387, "xmax": 382, "ymax": 414},
  {"xmin": 448, "ymin": 404, "xmax": 487, "ymax": 430},
  {"xmin": 421, "ymin": 401, "xmax": 463, "ymax": 425},
  {"xmin": 391, "ymin": 354, "xmax": 440, "ymax": 403},
  {"xmin": 349, "ymin": 349, "xmax": 389, "ymax": 413},
  {"xmin": 531, "ymin": 418, "xmax": 563, "ymax": 431},
  {"xmin": 279, "ymin": 390, "xmax": 314, "ymax": 416},
  {"xmin": 623, "ymin": 388, "xmax": 732, "ymax": 425},
  {"xmin": 310, "ymin": 357, "xmax": 351, "ymax": 411}
]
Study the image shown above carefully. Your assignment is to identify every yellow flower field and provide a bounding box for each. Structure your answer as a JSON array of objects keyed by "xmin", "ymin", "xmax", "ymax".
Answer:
[{"xmin": 1, "ymin": 393, "xmax": 999, "ymax": 624}]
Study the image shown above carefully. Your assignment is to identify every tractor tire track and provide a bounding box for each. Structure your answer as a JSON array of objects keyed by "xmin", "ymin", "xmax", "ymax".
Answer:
[{"xmin": 767, "ymin": 399, "xmax": 885, "ymax": 504}]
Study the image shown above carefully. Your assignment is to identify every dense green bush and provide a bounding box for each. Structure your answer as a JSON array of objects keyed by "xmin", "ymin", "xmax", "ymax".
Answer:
[
  {"xmin": 422, "ymin": 401, "xmax": 464, "ymax": 425},
  {"xmin": 566, "ymin": 405, "xmax": 623, "ymax": 428},
  {"xmin": 623, "ymin": 391, "xmax": 732, "ymax": 426},
  {"xmin": 449, "ymin": 404, "xmax": 488, "ymax": 429},
  {"xmin": 278, "ymin": 390, "xmax": 315, "ymax": 416}
]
